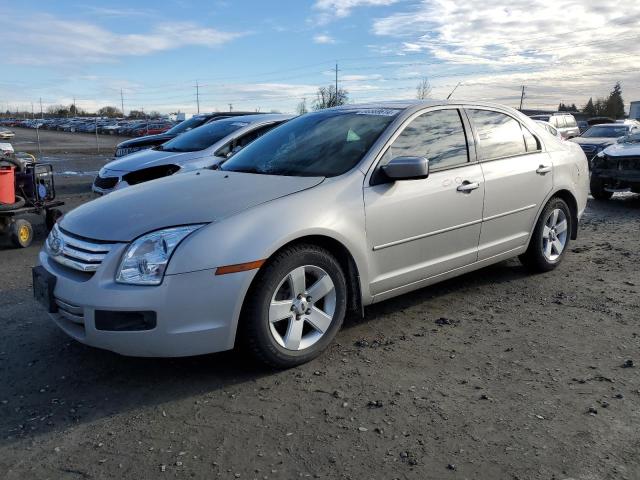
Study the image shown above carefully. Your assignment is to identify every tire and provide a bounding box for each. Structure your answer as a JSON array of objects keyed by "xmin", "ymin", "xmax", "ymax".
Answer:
[
  {"xmin": 519, "ymin": 198, "xmax": 572, "ymax": 273},
  {"xmin": 590, "ymin": 176, "xmax": 613, "ymax": 200},
  {"xmin": 9, "ymin": 219, "xmax": 33, "ymax": 248},
  {"xmin": 0, "ymin": 195, "xmax": 25, "ymax": 211},
  {"xmin": 239, "ymin": 244, "xmax": 348, "ymax": 368},
  {"xmin": 45, "ymin": 208, "xmax": 63, "ymax": 231}
]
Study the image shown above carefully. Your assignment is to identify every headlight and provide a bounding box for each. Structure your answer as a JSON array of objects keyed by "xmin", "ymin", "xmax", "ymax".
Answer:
[{"xmin": 116, "ymin": 225, "xmax": 205, "ymax": 285}]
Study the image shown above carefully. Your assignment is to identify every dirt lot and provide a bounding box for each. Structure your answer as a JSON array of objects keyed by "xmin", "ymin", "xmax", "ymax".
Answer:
[{"xmin": 1, "ymin": 129, "xmax": 639, "ymax": 480}]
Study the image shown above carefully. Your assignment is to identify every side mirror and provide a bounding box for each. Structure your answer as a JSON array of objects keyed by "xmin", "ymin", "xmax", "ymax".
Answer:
[{"xmin": 381, "ymin": 156, "xmax": 429, "ymax": 181}]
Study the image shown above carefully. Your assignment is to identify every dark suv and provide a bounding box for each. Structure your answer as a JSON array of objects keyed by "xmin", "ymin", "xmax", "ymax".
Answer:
[{"xmin": 113, "ymin": 112, "xmax": 259, "ymax": 158}]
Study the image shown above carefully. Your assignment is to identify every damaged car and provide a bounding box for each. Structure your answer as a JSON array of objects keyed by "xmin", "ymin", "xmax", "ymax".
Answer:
[
  {"xmin": 570, "ymin": 123, "xmax": 639, "ymax": 165},
  {"xmin": 590, "ymin": 132, "xmax": 640, "ymax": 200},
  {"xmin": 93, "ymin": 114, "xmax": 292, "ymax": 194}
]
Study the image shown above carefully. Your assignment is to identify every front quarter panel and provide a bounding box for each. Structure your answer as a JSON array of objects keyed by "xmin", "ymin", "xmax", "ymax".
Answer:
[{"xmin": 166, "ymin": 172, "xmax": 371, "ymax": 298}]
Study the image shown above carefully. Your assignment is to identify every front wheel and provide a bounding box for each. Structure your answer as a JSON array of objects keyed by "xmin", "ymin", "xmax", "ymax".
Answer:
[
  {"xmin": 590, "ymin": 176, "xmax": 613, "ymax": 200},
  {"xmin": 239, "ymin": 244, "xmax": 348, "ymax": 368},
  {"xmin": 520, "ymin": 198, "xmax": 572, "ymax": 272}
]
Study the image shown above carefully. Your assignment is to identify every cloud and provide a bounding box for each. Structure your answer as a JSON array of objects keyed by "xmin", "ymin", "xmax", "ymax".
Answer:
[
  {"xmin": 0, "ymin": 14, "xmax": 246, "ymax": 65},
  {"xmin": 370, "ymin": 0, "xmax": 640, "ymax": 108},
  {"xmin": 313, "ymin": 34, "xmax": 336, "ymax": 44},
  {"xmin": 312, "ymin": 0, "xmax": 400, "ymax": 24}
]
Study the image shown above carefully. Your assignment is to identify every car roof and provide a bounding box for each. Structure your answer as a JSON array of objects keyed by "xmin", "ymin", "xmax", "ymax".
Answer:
[
  {"xmin": 589, "ymin": 123, "xmax": 628, "ymax": 128},
  {"xmin": 328, "ymin": 99, "xmax": 533, "ymax": 113},
  {"xmin": 211, "ymin": 113, "xmax": 294, "ymax": 124}
]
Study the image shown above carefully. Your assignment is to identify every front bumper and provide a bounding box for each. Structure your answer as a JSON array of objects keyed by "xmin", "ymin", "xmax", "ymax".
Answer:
[{"xmin": 37, "ymin": 249, "xmax": 253, "ymax": 357}]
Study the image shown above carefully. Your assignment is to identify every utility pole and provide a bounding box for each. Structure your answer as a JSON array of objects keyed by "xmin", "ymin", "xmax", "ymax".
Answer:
[
  {"xmin": 39, "ymin": 97, "xmax": 43, "ymax": 120},
  {"xmin": 519, "ymin": 85, "xmax": 526, "ymax": 111},
  {"xmin": 31, "ymin": 102, "xmax": 34, "ymax": 119},
  {"xmin": 73, "ymin": 97, "xmax": 76, "ymax": 116},
  {"xmin": 334, "ymin": 62, "xmax": 340, "ymax": 105},
  {"xmin": 120, "ymin": 88, "xmax": 125, "ymax": 117},
  {"xmin": 195, "ymin": 80, "xmax": 200, "ymax": 114},
  {"xmin": 229, "ymin": 103, "xmax": 233, "ymax": 112}
]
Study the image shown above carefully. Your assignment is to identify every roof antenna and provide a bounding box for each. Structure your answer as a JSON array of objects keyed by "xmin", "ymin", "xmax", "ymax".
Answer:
[{"xmin": 447, "ymin": 82, "xmax": 462, "ymax": 100}]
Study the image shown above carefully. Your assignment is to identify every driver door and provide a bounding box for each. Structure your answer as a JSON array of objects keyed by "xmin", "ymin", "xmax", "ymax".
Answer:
[{"xmin": 364, "ymin": 108, "xmax": 485, "ymax": 298}]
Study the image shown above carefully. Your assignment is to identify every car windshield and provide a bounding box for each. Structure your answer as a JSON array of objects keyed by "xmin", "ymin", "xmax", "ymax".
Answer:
[
  {"xmin": 619, "ymin": 133, "xmax": 640, "ymax": 144},
  {"xmin": 166, "ymin": 115, "xmax": 210, "ymax": 135},
  {"xmin": 159, "ymin": 120, "xmax": 247, "ymax": 152},
  {"xmin": 221, "ymin": 109, "xmax": 399, "ymax": 177},
  {"xmin": 532, "ymin": 115, "xmax": 550, "ymax": 122},
  {"xmin": 582, "ymin": 126, "xmax": 629, "ymax": 138}
]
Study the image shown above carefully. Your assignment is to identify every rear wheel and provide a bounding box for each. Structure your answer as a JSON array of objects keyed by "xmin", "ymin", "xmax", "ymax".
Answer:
[
  {"xmin": 10, "ymin": 219, "xmax": 33, "ymax": 248},
  {"xmin": 240, "ymin": 244, "xmax": 347, "ymax": 368},
  {"xmin": 520, "ymin": 198, "xmax": 571, "ymax": 272},
  {"xmin": 590, "ymin": 176, "xmax": 613, "ymax": 200}
]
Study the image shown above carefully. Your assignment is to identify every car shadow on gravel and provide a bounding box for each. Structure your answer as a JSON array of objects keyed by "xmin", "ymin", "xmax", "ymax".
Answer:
[
  {"xmin": 349, "ymin": 259, "xmax": 531, "ymax": 328},
  {"xmin": 0, "ymin": 259, "xmax": 534, "ymax": 446}
]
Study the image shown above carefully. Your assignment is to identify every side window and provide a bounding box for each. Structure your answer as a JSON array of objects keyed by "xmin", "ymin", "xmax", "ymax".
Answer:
[
  {"xmin": 522, "ymin": 126, "xmax": 540, "ymax": 152},
  {"xmin": 468, "ymin": 109, "xmax": 527, "ymax": 160},
  {"xmin": 556, "ymin": 116, "xmax": 567, "ymax": 128},
  {"xmin": 387, "ymin": 109, "xmax": 469, "ymax": 170},
  {"xmin": 565, "ymin": 116, "xmax": 577, "ymax": 128}
]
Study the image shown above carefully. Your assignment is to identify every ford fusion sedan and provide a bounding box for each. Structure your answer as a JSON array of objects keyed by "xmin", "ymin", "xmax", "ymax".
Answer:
[
  {"xmin": 570, "ymin": 123, "xmax": 640, "ymax": 164},
  {"xmin": 35, "ymin": 100, "xmax": 588, "ymax": 368},
  {"xmin": 93, "ymin": 114, "xmax": 292, "ymax": 194}
]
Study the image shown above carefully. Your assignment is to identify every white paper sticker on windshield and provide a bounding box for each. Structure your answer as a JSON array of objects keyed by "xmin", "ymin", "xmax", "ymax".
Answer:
[{"xmin": 354, "ymin": 109, "xmax": 399, "ymax": 117}]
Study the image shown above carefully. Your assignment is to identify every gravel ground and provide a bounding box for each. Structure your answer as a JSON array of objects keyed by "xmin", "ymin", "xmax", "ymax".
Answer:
[{"xmin": 1, "ymin": 129, "xmax": 639, "ymax": 480}]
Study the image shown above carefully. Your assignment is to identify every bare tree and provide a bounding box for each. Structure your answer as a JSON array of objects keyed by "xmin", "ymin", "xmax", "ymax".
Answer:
[
  {"xmin": 297, "ymin": 98, "xmax": 308, "ymax": 115},
  {"xmin": 416, "ymin": 77, "xmax": 432, "ymax": 100},
  {"xmin": 313, "ymin": 85, "xmax": 349, "ymax": 110}
]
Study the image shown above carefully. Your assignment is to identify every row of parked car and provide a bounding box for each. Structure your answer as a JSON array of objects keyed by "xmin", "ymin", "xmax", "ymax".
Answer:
[
  {"xmin": 528, "ymin": 112, "xmax": 640, "ymax": 200},
  {"xmin": 0, "ymin": 117, "xmax": 176, "ymax": 137},
  {"xmin": 91, "ymin": 108, "xmax": 640, "ymax": 202}
]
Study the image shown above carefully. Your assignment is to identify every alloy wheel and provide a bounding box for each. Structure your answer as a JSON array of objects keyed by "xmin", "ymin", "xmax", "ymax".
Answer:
[
  {"xmin": 268, "ymin": 265, "xmax": 336, "ymax": 351},
  {"xmin": 542, "ymin": 208, "xmax": 568, "ymax": 262}
]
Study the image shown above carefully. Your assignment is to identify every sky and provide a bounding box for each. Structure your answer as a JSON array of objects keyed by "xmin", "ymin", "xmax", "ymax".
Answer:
[{"xmin": 1, "ymin": 0, "xmax": 639, "ymax": 116}]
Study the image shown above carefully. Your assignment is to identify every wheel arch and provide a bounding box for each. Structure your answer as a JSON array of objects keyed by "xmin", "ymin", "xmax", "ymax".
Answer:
[
  {"xmin": 248, "ymin": 234, "xmax": 364, "ymax": 317},
  {"xmin": 551, "ymin": 189, "xmax": 579, "ymax": 240}
]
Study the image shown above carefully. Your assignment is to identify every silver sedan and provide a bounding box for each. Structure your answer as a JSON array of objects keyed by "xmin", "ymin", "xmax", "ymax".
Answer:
[
  {"xmin": 92, "ymin": 114, "xmax": 292, "ymax": 194},
  {"xmin": 34, "ymin": 100, "xmax": 589, "ymax": 367}
]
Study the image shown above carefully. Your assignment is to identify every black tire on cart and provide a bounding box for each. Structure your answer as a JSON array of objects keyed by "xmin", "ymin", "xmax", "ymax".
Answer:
[
  {"xmin": 9, "ymin": 218, "xmax": 34, "ymax": 248},
  {"xmin": 45, "ymin": 208, "xmax": 63, "ymax": 231},
  {"xmin": 0, "ymin": 195, "xmax": 26, "ymax": 211}
]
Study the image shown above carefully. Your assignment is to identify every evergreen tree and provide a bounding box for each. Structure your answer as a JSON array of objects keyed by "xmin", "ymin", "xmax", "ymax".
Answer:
[
  {"xmin": 605, "ymin": 82, "xmax": 625, "ymax": 119},
  {"xmin": 582, "ymin": 98, "xmax": 596, "ymax": 117}
]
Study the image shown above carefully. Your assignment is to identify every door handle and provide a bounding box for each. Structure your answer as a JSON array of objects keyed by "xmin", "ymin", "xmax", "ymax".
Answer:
[
  {"xmin": 536, "ymin": 165, "xmax": 552, "ymax": 175},
  {"xmin": 457, "ymin": 181, "xmax": 480, "ymax": 193}
]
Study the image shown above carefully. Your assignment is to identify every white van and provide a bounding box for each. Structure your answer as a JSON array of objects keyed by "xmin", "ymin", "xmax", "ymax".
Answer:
[{"xmin": 530, "ymin": 113, "xmax": 580, "ymax": 139}]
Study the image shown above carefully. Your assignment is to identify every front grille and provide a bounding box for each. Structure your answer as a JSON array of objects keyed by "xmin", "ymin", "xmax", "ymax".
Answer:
[
  {"xmin": 47, "ymin": 225, "xmax": 116, "ymax": 273},
  {"xmin": 93, "ymin": 175, "xmax": 119, "ymax": 190},
  {"xmin": 115, "ymin": 147, "xmax": 141, "ymax": 157}
]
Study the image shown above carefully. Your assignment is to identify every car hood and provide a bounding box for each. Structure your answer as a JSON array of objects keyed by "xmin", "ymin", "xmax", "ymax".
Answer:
[
  {"xmin": 603, "ymin": 142, "xmax": 640, "ymax": 157},
  {"xmin": 102, "ymin": 148, "xmax": 207, "ymax": 173},
  {"xmin": 117, "ymin": 133, "xmax": 176, "ymax": 149},
  {"xmin": 571, "ymin": 137, "xmax": 617, "ymax": 146},
  {"xmin": 60, "ymin": 170, "xmax": 324, "ymax": 242}
]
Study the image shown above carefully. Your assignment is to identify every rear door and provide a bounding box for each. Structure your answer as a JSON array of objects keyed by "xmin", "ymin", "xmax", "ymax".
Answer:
[
  {"xmin": 465, "ymin": 108, "xmax": 553, "ymax": 260},
  {"xmin": 364, "ymin": 108, "xmax": 485, "ymax": 296}
]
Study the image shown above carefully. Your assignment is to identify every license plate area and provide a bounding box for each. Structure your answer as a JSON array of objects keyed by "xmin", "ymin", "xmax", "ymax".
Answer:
[{"xmin": 32, "ymin": 266, "xmax": 58, "ymax": 313}]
